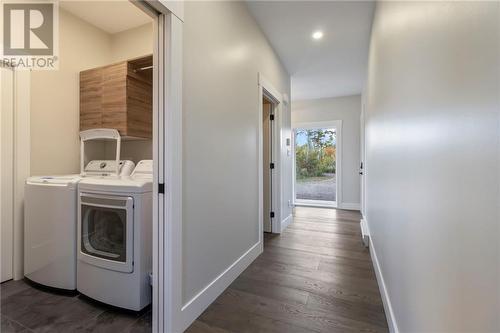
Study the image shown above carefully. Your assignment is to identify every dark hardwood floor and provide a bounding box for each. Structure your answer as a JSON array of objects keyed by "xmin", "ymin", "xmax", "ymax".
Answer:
[{"xmin": 186, "ymin": 206, "xmax": 388, "ymax": 333}]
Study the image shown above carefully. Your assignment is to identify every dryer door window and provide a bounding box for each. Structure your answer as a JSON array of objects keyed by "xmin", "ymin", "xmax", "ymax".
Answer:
[
  {"xmin": 79, "ymin": 194, "xmax": 134, "ymax": 273},
  {"xmin": 81, "ymin": 206, "xmax": 127, "ymax": 261}
]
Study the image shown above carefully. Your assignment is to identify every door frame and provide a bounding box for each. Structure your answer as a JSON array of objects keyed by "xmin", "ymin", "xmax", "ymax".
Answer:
[
  {"xmin": 292, "ymin": 120, "xmax": 343, "ymax": 208},
  {"xmin": 0, "ymin": 64, "xmax": 30, "ymax": 281},
  {"xmin": 262, "ymin": 98, "xmax": 274, "ymax": 233},
  {"xmin": 136, "ymin": 1, "xmax": 183, "ymax": 332},
  {"xmin": 360, "ymin": 97, "xmax": 366, "ymax": 217},
  {"xmin": 258, "ymin": 73, "xmax": 284, "ymax": 237}
]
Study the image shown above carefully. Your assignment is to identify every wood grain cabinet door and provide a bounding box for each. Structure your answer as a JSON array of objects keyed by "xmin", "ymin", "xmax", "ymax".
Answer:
[
  {"xmin": 102, "ymin": 62, "xmax": 128, "ymax": 135},
  {"xmin": 126, "ymin": 71, "xmax": 152, "ymax": 138},
  {"xmin": 80, "ymin": 68, "xmax": 103, "ymax": 131}
]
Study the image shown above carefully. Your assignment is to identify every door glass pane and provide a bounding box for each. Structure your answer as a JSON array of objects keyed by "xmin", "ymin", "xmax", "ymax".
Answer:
[
  {"xmin": 295, "ymin": 128, "xmax": 336, "ymax": 203},
  {"xmin": 81, "ymin": 205, "xmax": 127, "ymax": 262}
]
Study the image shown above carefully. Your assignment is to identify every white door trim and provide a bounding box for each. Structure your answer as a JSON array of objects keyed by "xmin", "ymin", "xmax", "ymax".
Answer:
[
  {"xmin": 14, "ymin": 70, "xmax": 30, "ymax": 281},
  {"xmin": 159, "ymin": 12, "xmax": 183, "ymax": 333},
  {"xmin": 1, "ymin": 65, "xmax": 14, "ymax": 283},
  {"xmin": 137, "ymin": 1, "xmax": 183, "ymax": 332},
  {"xmin": 292, "ymin": 120, "xmax": 343, "ymax": 208},
  {"xmin": 360, "ymin": 94, "xmax": 367, "ymax": 217},
  {"xmin": 0, "ymin": 64, "xmax": 30, "ymax": 281},
  {"xmin": 258, "ymin": 73, "xmax": 284, "ymax": 235}
]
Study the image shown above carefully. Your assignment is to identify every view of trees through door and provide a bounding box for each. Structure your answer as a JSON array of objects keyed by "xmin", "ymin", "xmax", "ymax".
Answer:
[{"xmin": 294, "ymin": 128, "xmax": 336, "ymax": 205}]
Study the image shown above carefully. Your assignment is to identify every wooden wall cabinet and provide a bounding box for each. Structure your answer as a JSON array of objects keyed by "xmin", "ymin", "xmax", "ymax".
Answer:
[{"xmin": 80, "ymin": 55, "xmax": 152, "ymax": 139}]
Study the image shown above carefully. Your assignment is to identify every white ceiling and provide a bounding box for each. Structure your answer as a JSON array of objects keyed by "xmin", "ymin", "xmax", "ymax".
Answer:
[
  {"xmin": 246, "ymin": 1, "xmax": 375, "ymax": 101},
  {"xmin": 60, "ymin": 1, "xmax": 151, "ymax": 34}
]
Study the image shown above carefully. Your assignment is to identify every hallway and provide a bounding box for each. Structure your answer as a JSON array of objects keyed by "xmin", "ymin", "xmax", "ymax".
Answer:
[{"xmin": 186, "ymin": 207, "xmax": 388, "ymax": 332}]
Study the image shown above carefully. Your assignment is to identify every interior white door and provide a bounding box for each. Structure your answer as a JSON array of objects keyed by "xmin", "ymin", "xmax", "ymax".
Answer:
[{"xmin": 1, "ymin": 66, "xmax": 15, "ymax": 282}]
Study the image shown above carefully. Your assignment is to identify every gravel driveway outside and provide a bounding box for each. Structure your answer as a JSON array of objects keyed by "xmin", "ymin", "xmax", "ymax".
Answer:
[{"xmin": 296, "ymin": 174, "xmax": 336, "ymax": 201}]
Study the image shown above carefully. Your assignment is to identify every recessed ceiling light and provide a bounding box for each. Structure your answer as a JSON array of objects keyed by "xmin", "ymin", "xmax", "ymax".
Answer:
[{"xmin": 312, "ymin": 30, "xmax": 323, "ymax": 40}]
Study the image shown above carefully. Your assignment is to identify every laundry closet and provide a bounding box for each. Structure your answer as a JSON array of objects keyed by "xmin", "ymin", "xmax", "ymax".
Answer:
[{"xmin": 1, "ymin": 2, "xmax": 156, "ymax": 326}]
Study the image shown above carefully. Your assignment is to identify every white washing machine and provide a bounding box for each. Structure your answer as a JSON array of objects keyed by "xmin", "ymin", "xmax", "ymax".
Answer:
[
  {"xmin": 77, "ymin": 160, "xmax": 152, "ymax": 311},
  {"xmin": 24, "ymin": 160, "xmax": 135, "ymax": 291},
  {"xmin": 24, "ymin": 175, "xmax": 80, "ymax": 290}
]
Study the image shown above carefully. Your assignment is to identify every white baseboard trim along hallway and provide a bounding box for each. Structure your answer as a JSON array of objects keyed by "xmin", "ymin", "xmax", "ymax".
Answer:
[
  {"xmin": 180, "ymin": 241, "xmax": 262, "ymax": 330},
  {"xmin": 368, "ymin": 224, "xmax": 399, "ymax": 333},
  {"xmin": 360, "ymin": 218, "xmax": 370, "ymax": 247}
]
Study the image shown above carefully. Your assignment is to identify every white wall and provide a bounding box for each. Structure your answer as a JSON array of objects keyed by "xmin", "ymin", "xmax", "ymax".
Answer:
[
  {"xmin": 292, "ymin": 95, "xmax": 361, "ymax": 207},
  {"xmin": 182, "ymin": 0, "xmax": 291, "ymax": 307},
  {"xmin": 110, "ymin": 23, "xmax": 153, "ymax": 63},
  {"xmin": 364, "ymin": 1, "xmax": 499, "ymax": 332},
  {"xmin": 30, "ymin": 9, "xmax": 111, "ymax": 175}
]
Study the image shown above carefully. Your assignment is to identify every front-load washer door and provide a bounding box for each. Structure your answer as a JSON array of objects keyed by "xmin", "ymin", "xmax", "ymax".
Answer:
[{"xmin": 79, "ymin": 194, "xmax": 134, "ymax": 273}]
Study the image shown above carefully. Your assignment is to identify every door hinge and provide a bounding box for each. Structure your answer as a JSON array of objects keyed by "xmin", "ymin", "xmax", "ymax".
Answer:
[
  {"xmin": 270, "ymin": 114, "xmax": 275, "ymax": 121},
  {"xmin": 158, "ymin": 183, "xmax": 165, "ymax": 194},
  {"xmin": 270, "ymin": 211, "xmax": 275, "ymax": 218},
  {"xmin": 270, "ymin": 163, "xmax": 275, "ymax": 169}
]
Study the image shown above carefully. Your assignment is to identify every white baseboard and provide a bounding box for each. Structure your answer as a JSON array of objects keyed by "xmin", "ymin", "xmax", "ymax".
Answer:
[
  {"xmin": 369, "ymin": 232, "xmax": 399, "ymax": 333},
  {"xmin": 180, "ymin": 241, "xmax": 262, "ymax": 331},
  {"xmin": 340, "ymin": 202, "xmax": 361, "ymax": 210},
  {"xmin": 280, "ymin": 214, "xmax": 293, "ymax": 232}
]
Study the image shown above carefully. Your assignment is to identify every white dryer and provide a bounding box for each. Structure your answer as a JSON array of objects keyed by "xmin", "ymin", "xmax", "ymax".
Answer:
[
  {"xmin": 24, "ymin": 160, "xmax": 135, "ymax": 291},
  {"xmin": 77, "ymin": 160, "xmax": 152, "ymax": 311}
]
